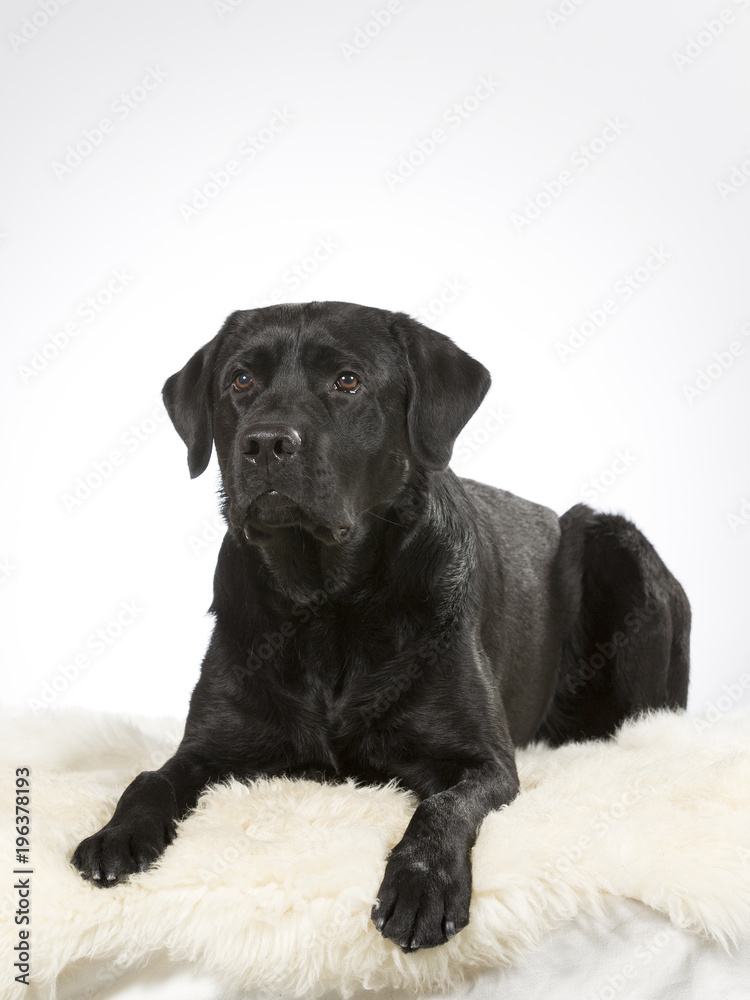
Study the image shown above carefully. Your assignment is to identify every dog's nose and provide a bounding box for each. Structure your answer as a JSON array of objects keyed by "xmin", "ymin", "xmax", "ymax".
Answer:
[{"xmin": 240, "ymin": 425, "xmax": 302, "ymax": 462}]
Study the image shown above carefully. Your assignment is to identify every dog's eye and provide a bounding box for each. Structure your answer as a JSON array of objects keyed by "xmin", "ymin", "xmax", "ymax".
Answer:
[
  {"xmin": 232, "ymin": 372, "xmax": 253, "ymax": 391},
  {"xmin": 334, "ymin": 372, "xmax": 360, "ymax": 393}
]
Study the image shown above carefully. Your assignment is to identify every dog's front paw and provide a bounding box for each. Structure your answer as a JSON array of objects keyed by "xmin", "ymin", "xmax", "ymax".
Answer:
[
  {"xmin": 71, "ymin": 819, "xmax": 173, "ymax": 886},
  {"xmin": 371, "ymin": 839, "xmax": 472, "ymax": 952}
]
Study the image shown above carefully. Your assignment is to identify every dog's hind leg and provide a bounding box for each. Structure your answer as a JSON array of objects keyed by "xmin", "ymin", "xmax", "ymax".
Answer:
[{"xmin": 532, "ymin": 504, "xmax": 691, "ymax": 747}]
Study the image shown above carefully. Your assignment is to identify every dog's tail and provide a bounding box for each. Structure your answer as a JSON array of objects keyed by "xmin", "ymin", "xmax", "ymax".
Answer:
[{"xmin": 532, "ymin": 504, "xmax": 690, "ymax": 747}]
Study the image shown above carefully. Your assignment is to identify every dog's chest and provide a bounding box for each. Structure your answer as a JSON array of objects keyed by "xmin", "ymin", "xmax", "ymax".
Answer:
[{"xmin": 276, "ymin": 625, "xmax": 396, "ymax": 772}]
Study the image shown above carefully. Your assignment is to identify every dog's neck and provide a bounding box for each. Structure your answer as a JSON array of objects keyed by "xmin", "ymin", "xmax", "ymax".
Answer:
[{"xmin": 237, "ymin": 470, "xmax": 472, "ymax": 612}]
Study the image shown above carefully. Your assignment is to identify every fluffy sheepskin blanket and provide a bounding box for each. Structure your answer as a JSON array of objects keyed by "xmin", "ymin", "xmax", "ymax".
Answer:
[{"xmin": 2, "ymin": 705, "xmax": 750, "ymax": 999}]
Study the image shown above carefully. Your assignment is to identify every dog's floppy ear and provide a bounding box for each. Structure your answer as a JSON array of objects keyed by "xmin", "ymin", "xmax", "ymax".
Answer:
[
  {"xmin": 162, "ymin": 333, "xmax": 221, "ymax": 478},
  {"xmin": 390, "ymin": 313, "xmax": 491, "ymax": 472}
]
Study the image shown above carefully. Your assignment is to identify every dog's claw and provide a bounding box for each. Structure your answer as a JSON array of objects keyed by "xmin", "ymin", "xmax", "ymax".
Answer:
[
  {"xmin": 372, "ymin": 842, "xmax": 471, "ymax": 951},
  {"xmin": 72, "ymin": 818, "xmax": 170, "ymax": 887}
]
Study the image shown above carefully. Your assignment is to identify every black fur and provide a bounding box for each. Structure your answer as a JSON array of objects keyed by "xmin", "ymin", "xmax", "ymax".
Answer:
[{"xmin": 71, "ymin": 301, "xmax": 690, "ymax": 952}]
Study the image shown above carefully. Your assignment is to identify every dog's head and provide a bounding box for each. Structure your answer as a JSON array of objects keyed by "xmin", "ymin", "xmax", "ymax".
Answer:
[{"xmin": 163, "ymin": 301, "xmax": 490, "ymax": 545}]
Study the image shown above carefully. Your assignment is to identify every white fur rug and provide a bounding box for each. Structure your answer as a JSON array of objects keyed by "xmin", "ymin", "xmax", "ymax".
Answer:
[{"xmin": 2, "ymin": 705, "xmax": 750, "ymax": 1000}]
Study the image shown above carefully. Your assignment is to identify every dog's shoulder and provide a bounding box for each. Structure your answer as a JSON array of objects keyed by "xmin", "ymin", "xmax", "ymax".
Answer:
[{"xmin": 456, "ymin": 476, "xmax": 560, "ymax": 554}]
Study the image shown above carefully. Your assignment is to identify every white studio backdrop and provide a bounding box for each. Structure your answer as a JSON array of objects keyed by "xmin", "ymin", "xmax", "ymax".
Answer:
[{"xmin": 1, "ymin": 0, "xmax": 749, "ymax": 724}]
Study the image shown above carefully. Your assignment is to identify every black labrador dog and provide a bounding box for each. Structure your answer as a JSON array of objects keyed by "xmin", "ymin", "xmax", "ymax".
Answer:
[{"xmin": 72, "ymin": 301, "xmax": 690, "ymax": 952}]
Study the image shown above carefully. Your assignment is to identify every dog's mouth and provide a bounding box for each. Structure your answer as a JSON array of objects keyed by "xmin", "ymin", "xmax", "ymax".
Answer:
[
  {"xmin": 247, "ymin": 490, "xmax": 305, "ymax": 527},
  {"xmin": 243, "ymin": 490, "xmax": 352, "ymax": 545}
]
